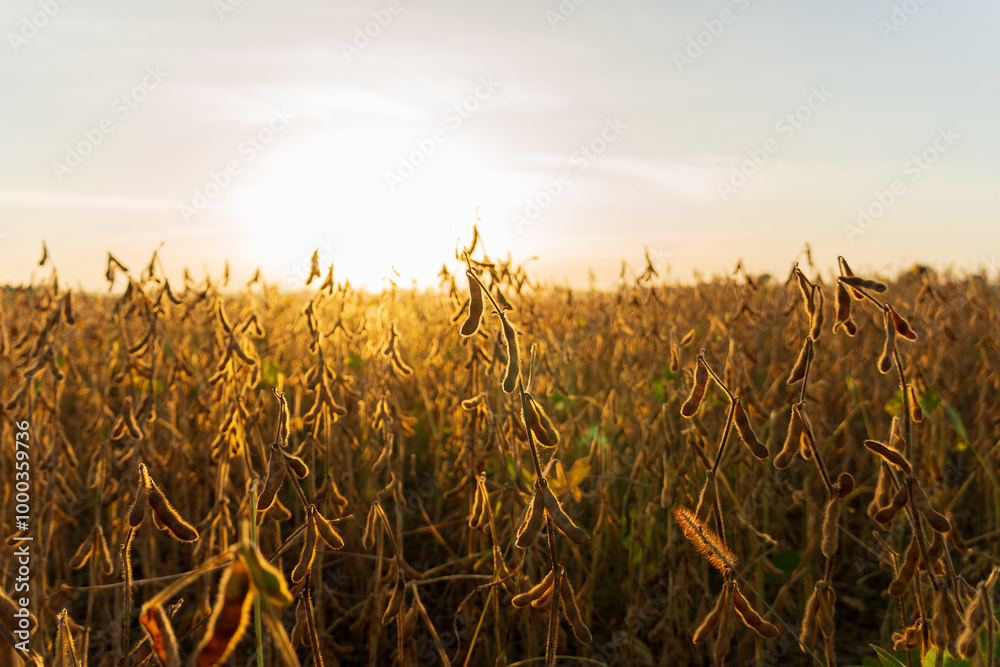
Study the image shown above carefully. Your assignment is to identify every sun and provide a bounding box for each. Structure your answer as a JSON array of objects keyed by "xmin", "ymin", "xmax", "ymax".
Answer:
[{"xmin": 235, "ymin": 128, "xmax": 524, "ymax": 290}]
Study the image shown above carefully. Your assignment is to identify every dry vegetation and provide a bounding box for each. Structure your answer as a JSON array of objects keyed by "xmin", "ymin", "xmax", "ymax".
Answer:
[{"xmin": 1, "ymin": 234, "xmax": 999, "ymax": 667}]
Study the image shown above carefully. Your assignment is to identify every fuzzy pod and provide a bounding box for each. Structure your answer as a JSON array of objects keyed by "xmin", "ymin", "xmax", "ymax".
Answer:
[
  {"xmin": 693, "ymin": 588, "xmax": 729, "ymax": 644},
  {"xmin": 381, "ymin": 572, "xmax": 405, "ymax": 625},
  {"xmin": 512, "ymin": 569, "xmax": 556, "ymax": 608},
  {"xmin": 809, "ymin": 285, "xmax": 824, "ymax": 341},
  {"xmin": 560, "ymin": 571, "xmax": 592, "ymax": 643},
  {"xmin": 799, "ymin": 589, "xmax": 821, "ymax": 650},
  {"xmin": 525, "ymin": 394, "xmax": 559, "ymax": 447},
  {"xmin": 787, "ymin": 338, "xmax": 813, "ymax": 385},
  {"xmin": 460, "ymin": 272, "xmax": 484, "ymax": 337},
  {"xmin": 839, "ymin": 275, "xmax": 886, "ymax": 293},
  {"xmin": 96, "ymin": 526, "xmax": 114, "ymax": 575},
  {"xmin": 863, "ymin": 440, "xmax": 911, "ymax": 475},
  {"xmin": 910, "ymin": 483, "xmax": 952, "ymax": 533},
  {"xmin": 312, "ymin": 507, "xmax": 345, "ymax": 550},
  {"xmin": 515, "ymin": 483, "xmax": 546, "ymax": 549},
  {"xmin": 773, "ymin": 407, "xmax": 803, "ymax": 470},
  {"xmin": 733, "ymin": 399, "xmax": 767, "ymax": 459},
  {"xmin": 874, "ymin": 483, "xmax": 909, "ymax": 525},
  {"xmin": 878, "ymin": 308, "xmax": 896, "ymax": 374},
  {"xmin": 541, "ymin": 484, "xmax": 591, "ymax": 545},
  {"xmin": 833, "ymin": 283, "xmax": 851, "ymax": 335},
  {"xmin": 282, "ymin": 451, "xmax": 309, "ymax": 479},
  {"xmin": 500, "ymin": 316, "xmax": 520, "ymax": 393},
  {"xmin": 907, "ymin": 385, "xmax": 923, "ymax": 422},
  {"xmin": 256, "ymin": 445, "xmax": 286, "ymax": 513},
  {"xmin": 821, "ymin": 497, "xmax": 840, "ymax": 558},
  {"xmin": 147, "ymin": 480, "xmax": 199, "ymax": 542},
  {"xmin": 888, "ymin": 304, "xmax": 917, "ymax": 341},
  {"xmin": 68, "ymin": 534, "xmax": 95, "ymax": 570},
  {"xmin": 291, "ymin": 518, "xmax": 318, "ymax": 583},
  {"xmin": 128, "ymin": 463, "xmax": 149, "ymax": 528},
  {"xmin": 836, "ymin": 472, "xmax": 855, "ymax": 499},
  {"xmin": 362, "ymin": 503, "xmax": 380, "ymax": 551},
  {"xmin": 888, "ymin": 537, "xmax": 920, "ymax": 597},
  {"xmin": 681, "ymin": 358, "xmax": 709, "ymax": 418},
  {"xmin": 731, "ymin": 587, "xmax": 779, "ymax": 638}
]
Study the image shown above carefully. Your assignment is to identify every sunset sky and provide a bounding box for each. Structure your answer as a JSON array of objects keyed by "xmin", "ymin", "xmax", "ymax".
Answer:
[{"xmin": 2, "ymin": 0, "xmax": 998, "ymax": 290}]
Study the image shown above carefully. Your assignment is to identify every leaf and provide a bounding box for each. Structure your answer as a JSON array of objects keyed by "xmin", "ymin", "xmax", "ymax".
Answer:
[
  {"xmin": 261, "ymin": 360, "xmax": 283, "ymax": 387},
  {"xmin": 870, "ymin": 644, "xmax": 906, "ymax": 667},
  {"xmin": 548, "ymin": 456, "xmax": 591, "ymax": 503},
  {"xmin": 921, "ymin": 647, "xmax": 973, "ymax": 667}
]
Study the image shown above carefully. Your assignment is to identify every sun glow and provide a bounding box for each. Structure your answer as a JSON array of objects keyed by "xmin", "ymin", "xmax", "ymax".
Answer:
[{"xmin": 236, "ymin": 129, "xmax": 525, "ymax": 290}]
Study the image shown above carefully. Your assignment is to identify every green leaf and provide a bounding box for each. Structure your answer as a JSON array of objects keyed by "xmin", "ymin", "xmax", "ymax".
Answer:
[
  {"xmin": 870, "ymin": 645, "xmax": 906, "ymax": 667},
  {"xmin": 921, "ymin": 647, "xmax": 973, "ymax": 667},
  {"xmin": 346, "ymin": 353, "xmax": 365, "ymax": 372},
  {"xmin": 943, "ymin": 403, "xmax": 970, "ymax": 451},
  {"xmin": 261, "ymin": 359, "xmax": 283, "ymax": 387}
]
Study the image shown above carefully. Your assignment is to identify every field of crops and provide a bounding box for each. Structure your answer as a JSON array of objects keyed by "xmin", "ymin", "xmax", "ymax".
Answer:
[{"xmin": 2, "ymin": 235, "xmax": 999, "ymax": 667}]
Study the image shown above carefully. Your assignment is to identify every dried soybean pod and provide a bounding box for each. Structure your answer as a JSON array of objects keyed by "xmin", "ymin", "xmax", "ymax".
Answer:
[
  {"xmin": 911, "ymin": 483, "xmax": 952, "ymax": 533},
  {"xmin": 256, "ymin": 445, "xmax": 286, "ymax": 513},
  {"xmin": 512, "ymin": 569, "xmax": 556, "ymax": 608},
  {"xmin": 139, "ymin": 603, "xmax": 180, "ymax": 667},
  {"xmin": 362, "ymin": 503, "xmax": 379, "ymax": 550},
  {"xmin": 679, "ymin": 328, "xmax": 696, "ymax": 346},
  {"xmin": 500, "ymin": 315, "xmax": 519, "ymax": 393},
  {"xmin": 835, "ymin": 472, "xmax": 855, "ymax": 499},
  {"xmin": 382, "ymin": 572, "xmax": 405, "ymax": 625},
  {"xmin": 799, "ymin": 588, "xmax": 821, "ymax": 649},
  {"xmin": 867, "ymin": 463, "xmax": 892, "ymax": 519},
  {"xmin": 733, "ymin": 399, "xmax": 767, "ymax": 459},
  {"xmin": 957, "ymin": 583, "xmax": 988, "ymax": 657},
  {"xmin": 888, "ymin": 304, "xmax": 917, "ymax": 341},
  {"xmin": 681, "ymin": 358, "xmax": 709, "ymax": 418},
  {"xmin": 878, "ymin": 308, "xmax": 896, "ymax": 374},
  {"xmin": 907, "ymin": 385, "xmax": 923, "ymax": 422},
  {"xmin": 148, "ymin": 480, "xmax": 199, "ymax": 542},
  {"xmin": 292, "ymin": 517, "xmax": 318, "ymax": 583},
  {"xmin": 559, "ymin": 571, "xmax": 592, "ymax": 643},
  {"xmin": 693, "ymin": 588, "xmax": 729, "ymax": 644},
  {"xmin": 731, "ymin": 587, "xmax": 779, "ymax": 638},
  {"xmin": 787, "ymin": 338, "xmax": 812, "ymax": 385},
  {"xmin": 923, "ymin": 530, "xmax": 945, "ymax": 570},
  {"xmin": 468, "ymin": 482, "xmax": 484, "ymax": 529},
  {"xmin": 68, "ymin": 533, "xmax": 94, "ymax": 570},
  {"xmin": 798, "ymin": 406, "xmax": 814, "ymax": 460},
  {"xmin": 96, "ymin": 525, "xmax": 115, "ymax": 575},
  {"xmin": 525, "ymin": 394, "xmax": 559, "ymax": 447},
  {"xmin": 541, "ymin": 484, "xmax": 590, "ymax": 545},
  {"xmin": 840, "ymin": 275, "xmax": 887, "ymax": 293},
  {"xmin": 312, "ymin": 507, "xmax": 345, "ymax": 550},
  {"xmin": 669, "ymin": 343, "xmax": 680, "ymax": 373},
  {"xmin": 863, "ymin": 440, "xmax": 911, "ymax": 475},
  {"xmin": 460, "ymin": 272, "xmax": 484, "ymax": 336},
  {"xmin": 195, "ymin": 559, "xmax": 254, "ymax": 667},
  {"xmin": 773, "ymin": 407, "xmax": 803, "ymax": 469},
  {"xmin": 282, "ymin": 451, "xmax": 309, "ymax": 479},
  {"xmin": 874, "ymin": 483, "xmax": 909, "ymax": 524},
  {"xmin": 809, "ymin": 285, "xmax": 824, "ymax": 341},
  {"xmin": 515, "ymin": 483, "xmax": 545, "ymax": 549},
  {"xmin": 833, "ymin": 283, "xmax": 851, "ymax": 334},
  {"xmin": 816, "ymin": 586, "xmax": 835, "ymax": 639},
  {"xmin": 821, "ymin": 497, "xmax": 840, "ymax": 558},
  {"xmin": 795, "ymin": 268, "xmax": 814, "ymax": 316}
]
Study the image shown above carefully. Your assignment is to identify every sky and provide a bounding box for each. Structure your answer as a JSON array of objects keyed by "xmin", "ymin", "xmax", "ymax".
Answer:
[{"xmin": 1, "ymin": 0, "xmax": 999, "ymax": 291}]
